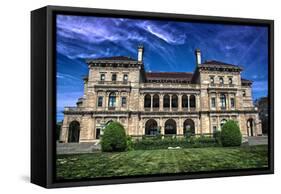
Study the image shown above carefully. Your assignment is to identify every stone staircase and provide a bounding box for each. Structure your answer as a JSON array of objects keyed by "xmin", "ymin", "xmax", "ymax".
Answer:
[{"xmin": 57, "ymin": 142, "xmax": 101, "ymax": 155}]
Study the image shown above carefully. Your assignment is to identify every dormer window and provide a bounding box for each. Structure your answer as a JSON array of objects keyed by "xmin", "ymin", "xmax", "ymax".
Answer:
[
  {"xmin": 112, "ymin": 74, "xmax": 117, "ymax": 81},
  {"xmin": 219, "ymin": 77, "xmax": 224, "ymax": 85}
]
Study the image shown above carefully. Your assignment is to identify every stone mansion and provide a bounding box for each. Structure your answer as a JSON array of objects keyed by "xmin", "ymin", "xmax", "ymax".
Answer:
[{"xmin": 60, "ymin": 45, "xmax": 262, "ymax": 143}]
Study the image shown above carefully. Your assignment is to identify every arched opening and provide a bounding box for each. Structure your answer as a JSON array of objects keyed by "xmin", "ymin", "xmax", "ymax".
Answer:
[
  {"xmin": 68, "ymin": 121, "xmax": 80, "ymax": 143},
  {"xmin": 153, "ymin": 94, "xmax": 159, "ymax": 108},
  {"xmin": 165, "ymin": 119, "xmax": 177, "ymax": 135},
  {"xmin": 247, "ymin": 118, "xmax": 254, "ymax": 136},
  {"xmin": 163, "ymin": 94, "xmax": 170, "ymax": 108},
  {"xmin": 144, "ymin": 94, "xmax": 151, "ymax": 108},
  {"xmin": 182, "ymin": 95, "xmax": 188, "ymax": 108},
  {"xmin": 183, "ymin": 119, "xmax": 195, "ymax": 136},
  {"xmin": 172, "ymin": 94, "xmax": 178, "ymax": 108},
  {"xmin": 145, "ymin": 119, "xmax": 158, "ymax": 135},
  {"xmin": 220, "ymin": 119, "xmax": 227, "ymax": 129},
  {"xmin": 190, "ymin": 95, "xmax": 196, "ymax": 108},
  {"xmin": 108, "ymin": 92, "xmax": 117, "ymax": 108}
]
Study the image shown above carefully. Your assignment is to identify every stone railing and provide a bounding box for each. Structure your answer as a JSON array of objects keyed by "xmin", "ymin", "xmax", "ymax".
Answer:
[
  {"xmin": 208, "ymin": 83, "xmax": 236, "ymax": 88},
  {"xmin": 141, "ymin": 83, "xmax": 199, "ymax": 89}
]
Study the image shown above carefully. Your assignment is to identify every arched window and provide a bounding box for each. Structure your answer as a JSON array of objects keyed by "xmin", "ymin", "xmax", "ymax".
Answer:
[
  {"xmin": 145, "ymin": 119, "xmax": 158, "ymax": 135},
  {"xmin": 108, "ymin": 92, "xmax": 116, "ymax": 108},
  {"xmin": 220, "ymin": 94, "xmax": 226, "ymax": 109},
  {"xmin": 247, "ymin": 118, "xmax": 254, "ymax": 136},
  {"xmin": 165, "ymin": 119, "xmax": 177, "ymax": 134},
  {"xmin": 68, "ymin": 121, "xmax": 80, "ymax": 143},
  {"xmin": 153, "ymin": 94, "xmax": 159, "ymax": 108},
  {"xmin": 163, "ymin": 94, "xmax": 170, "ymax": 108},
  {"xmin": 182, "ymin": 95, "xmax": 188, "ymax": 108},
  {"xmin": 183, "ymin": 119, "xmax": 195, "ymax": 136},
  {"xmin": 190, "ymin": 95, "xmax": 196, "ymax": 108},
  {"xmin": 144, "ymin": 94, "xmax": 151, "ymax": 108},
  {"xmin": 172, "ymin": 94, "xmax": 178, "ymax": 108},
  {"xmin": 219, "ymin": 77, "xmax": 224, "ymax": 84}
]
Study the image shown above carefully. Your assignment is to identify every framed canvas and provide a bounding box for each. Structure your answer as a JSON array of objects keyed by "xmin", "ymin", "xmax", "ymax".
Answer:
[{"xmin": 31, "ymin": 5, "xmax": 274, "ymax": 188}]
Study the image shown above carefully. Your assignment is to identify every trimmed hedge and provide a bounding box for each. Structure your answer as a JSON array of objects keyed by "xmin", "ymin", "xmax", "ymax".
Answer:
[
  {"xmin": 133, "ymin": 136, "xmax": 218, "ymax": 150},
  {"xmin": 221, "ymin": 120, "xmax": 242, "ymax": 147},
  {"xmin": 101, "ymin": 122, "xmax": 127, "ymax": 152}
]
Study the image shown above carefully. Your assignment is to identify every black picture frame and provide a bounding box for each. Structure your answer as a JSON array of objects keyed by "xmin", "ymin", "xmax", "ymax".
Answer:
[{"xmin": 31, "ymin": 5, "xmax": 274, "ymax": 188}]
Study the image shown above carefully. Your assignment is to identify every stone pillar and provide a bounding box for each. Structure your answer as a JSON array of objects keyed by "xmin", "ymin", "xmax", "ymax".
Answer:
[
  {"xmin": 178, "ymin": 94, "xmax": 182, "ymax": 111},
  {"xmin": 196, "ymin": 94, "xmax": 200, "ymax": 110},
  {"xmin": 216, "ymin": 93, "xmax": 220, "ymax": 110},
  {"xmin": 187, "ymin": 95, "xmax": 190, "ymax": 112},
  {"xmin": 150, "ymin": 94, "xmax": 153, "ymax": 111},
  {"xmin": 159, "ymin": 94, "xmax": 163, "ymax": 111},
  {"xmin": 169, "ymin": 94, "xmax": 172, "ymax": 111}
]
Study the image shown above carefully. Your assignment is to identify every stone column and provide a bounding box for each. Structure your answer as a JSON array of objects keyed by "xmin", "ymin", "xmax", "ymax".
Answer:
[
  {"xmin": 159, "ymin": 94, "xmax": 163, "ymax": 111},
  {"xmin": 150, "ymin": 94, "xmax": 153, "ymax": 111},
  {"xmin": 216, "ymin": 93, "xmax": 220, "ymax": 110},
  {"xmin": 187, "ymin": 95, "xmax": 190, "ymax": 112},
  {"xmin": 169, "ymin": 94, "xmax": 172, "ymax": 111},
  {"xmin": 196, "ymin": 94, "xmax": 200, "ymax": 110},
  {"xmin": 178, "ymin": 94, "xmax": 182, "ymax": 111}
]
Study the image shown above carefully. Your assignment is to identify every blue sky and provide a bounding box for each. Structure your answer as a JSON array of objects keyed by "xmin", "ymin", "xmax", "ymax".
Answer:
[{"xmin": 56, "ymin": 14, "xmax": 269, "ymax": 121}]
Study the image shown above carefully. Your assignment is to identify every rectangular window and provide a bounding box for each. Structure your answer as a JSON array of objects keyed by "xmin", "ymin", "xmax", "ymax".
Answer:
[
  {"xmin": 100, "ymin": 74, "xmax": 105, "ymax": 81},
  {"xmin": 112, "ymin": 74, "xmax": 117, "ymax": 81},
  {"xmin": 229, "ymin": 77, "xmax": 233, "ymax": 85},
  {"xmin": 243, "ymin": 90, "xmax": 246, "ymax": 97},
  {"xmin": 211, "ymin": 97, "xmax": 216, "ymax": 108},
  {"xmin": 210, "ymin": 76, "xmax": 214, "ymax": 85},
  {"xmin": 123, "ymin": 74, "xmax": 128, "ymax": 82},
  {"xmin": 97, "ymin": 96, "xmax": 103, "ymax": 107},
  {"xmin": 219, "ymin": 77, "xmax": 224, "ymax": 85},
  {"xmin": 231, "ymin": 98, "xmax": 235, "ymax": 108},
  {"xmin": 121, "ymin": 97, "xmax": 127, "ymax": 107}
]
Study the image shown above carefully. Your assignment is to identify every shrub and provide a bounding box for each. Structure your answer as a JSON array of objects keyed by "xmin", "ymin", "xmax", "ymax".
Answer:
[
  {"xmin": 221, "ymin": 120, "xmax": 242, "ymax": 147},
  {"xmin": 213, "ymin": 130, "xmax": 222, "ymax": 145},
  {"xmin": 133, "ymin": 136, "xmax": 218, "ymax": 150},
  {"xmin": 101, "ymin": 122, "xmax": 127, "ymax": 152},
  {"xmin": 126, "ymin": 136, "xmax": 134, "ymax": 151}
]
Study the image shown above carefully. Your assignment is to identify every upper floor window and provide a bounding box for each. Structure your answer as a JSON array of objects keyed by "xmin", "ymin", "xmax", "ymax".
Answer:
[
  {"xmin": 163, "ymin": 95, "xmax": 170, "ymax": 108},
  {"xmin": 153, "ymin": 94, "xmax": 159, "ymax": 108},
  {"xmin": 190, "ymin": 95, "xmax": 196, "ymax": 108},
  {"xmin": 230, "ymin": 98, "xmax": 235, "ymax": 108},
  {"xmin": 219, "ymin": 77, "xmax": 224, "ymax": 85},
  {"xmin": 144, "ymin": 94, "xmax": 151, "ymax": 108},
  {"xmin": 228, "ymin": 77, "xmax": 233, "ymax": 85},
  {"xmin": 121, "ymin": 97, "xmax": 127, "ymax": 107},
  {"xmin": 210, "ymin": 76, "xmax": 215, "ymax": 85},
  {"xmin": 220, "ymin": 94, "xmax": 226, "ymax": 109},
  {"xmin": 100, "ymin": 74, "xmax": 105, "ymax": 81},
  {"xmin": 211, "ymin": 97, "xmax": 216, "ymax": 108},
  {"xmin": 123, "ymin": 74, "xmax": 128, "ymax": 82},
  {"xmin": 182, "ymin": 95, "xmax": 188, "ymax": 108},
  {"xmin": 112, "ymin": 74, "xmax": 117, "ymax": 82},
  {"xmin": 108, "ymin": 92, "xmax": 116, "ymax": 108},
  {"xmin": 97, "ymin": 96, "xmax": 103, "ymax": 107},
  {"xmin": 243, "ymin": 90, "xmax": 246, "ymax": 97}
]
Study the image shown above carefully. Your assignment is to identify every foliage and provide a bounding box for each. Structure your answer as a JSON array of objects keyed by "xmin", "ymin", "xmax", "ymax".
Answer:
[
  {"xmin": 213, "ymin": 130, "xmax": 222, "ymax": 145},
  {"xmin": 221, "ymin": 120, "xmax": 242, "ymax": 147},
  {"xmin": 133, "ymin": 136, "xmax": 218, "ymax": 150},
  {"xmin": 101, "ymin": 122, "xmax": 127, "ymax": 152},
  {"xmin": 126, "ymin": 136, "xmax": 134, "ymax": 151}
]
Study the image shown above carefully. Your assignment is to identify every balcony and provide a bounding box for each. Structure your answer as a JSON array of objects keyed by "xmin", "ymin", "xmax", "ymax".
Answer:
[
  {"xmin": 208, "ymin": 83, "xmax": 236, "ymax": 89},
  {"xmin": 88, "ymin": 80, "xmax": 131, "ymax": 90},
  {"xmin": 97, "ymin": 80, "xmax": 130, "ymax": 85}
]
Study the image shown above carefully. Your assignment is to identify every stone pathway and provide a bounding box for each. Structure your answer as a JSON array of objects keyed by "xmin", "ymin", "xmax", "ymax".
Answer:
[{"xmin": 57, "ymin": 142, "xmax": 101, "ymax": 155}]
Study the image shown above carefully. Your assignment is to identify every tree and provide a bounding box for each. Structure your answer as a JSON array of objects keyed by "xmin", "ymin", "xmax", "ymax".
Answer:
[{"xmin": 221, "ymin": 120, "xmax": 242, "ymax": 147}]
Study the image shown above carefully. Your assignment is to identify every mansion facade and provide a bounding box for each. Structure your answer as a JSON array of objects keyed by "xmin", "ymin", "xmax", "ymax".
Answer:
[{"xmin": 60, "ymin": 45, "xmax": 262, "ymax": 143}]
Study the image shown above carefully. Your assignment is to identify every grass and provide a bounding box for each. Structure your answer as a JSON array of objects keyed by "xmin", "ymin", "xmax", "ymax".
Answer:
[{"xmin": 56, "ymin": 145, "xmax": 268, "ymax": 180}]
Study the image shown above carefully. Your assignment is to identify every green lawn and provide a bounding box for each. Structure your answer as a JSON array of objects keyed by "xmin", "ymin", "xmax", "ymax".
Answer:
[{"xmin": 56, "ymin": 145, "xmax": 268, "ymax": 180}]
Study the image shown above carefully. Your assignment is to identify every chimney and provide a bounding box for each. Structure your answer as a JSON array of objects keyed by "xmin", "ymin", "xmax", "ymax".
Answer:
[
  {"xmin": 195, "ymin": 49, "xmax": 201, "ymax": 65},
  {"xmin": 138, "ymin": 44, "xmax": 144, "ymax": 62}
]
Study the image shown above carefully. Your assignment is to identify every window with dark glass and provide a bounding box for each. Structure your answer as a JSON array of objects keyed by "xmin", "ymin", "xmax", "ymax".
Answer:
[
  {"xmin": 243, "ymin": 90, "xmax": 246, "ymax": 97},
  {"xmin": 108, "ymin": 92, "xmax": 116, "ymax": 107},
  {"xmin": 144, "ymin": 94, "xmax": 151, "ymax": 108},
  {"xmin": 220, "ymin": 94, "xmax": 226, "ymax": 109},
  {"xmin": 211, "ymin": 97, "xmax": 216, "ymax": 108},
  {"xmin": 153, "ymin": 94, "xmax": 159, "ymax": 108},
  {"xmin": 121, "ymin": 97, "xmax": 127, "ymax": 107},
  {"xmin": 98, "ymin": 96, "xmax": 103, "ymax": 107},
  {"xmin": 163, "ymin": 95, "xmax": 170, "ymax": 108},
  {"xmin": 231, "ymin": 98, "xmax": 235, "ymax": 108},
  {"xmin": 172, "ymin": 94, "xmax": 178, "ymax": 108},
  {"xmin": 182, "ymin": 95, "xmax": 188, "ymax": 108},
  {"xmin": 190, "ymin": 95, "xmax": 196, "ymax": 108},
  {"xmin": 100, "ymin": 74, "xmax": 105, "ymax": 81},
  {"xmin": 112, "ymin": 74, "xmax": 117, "ymax": 81}
]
